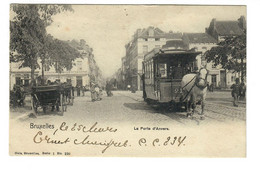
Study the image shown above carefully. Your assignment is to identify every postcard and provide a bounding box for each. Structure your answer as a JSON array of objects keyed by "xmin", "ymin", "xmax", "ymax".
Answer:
[{"xmin": 9, "ymin": 4, "xmax": 246, "ymax": 157}]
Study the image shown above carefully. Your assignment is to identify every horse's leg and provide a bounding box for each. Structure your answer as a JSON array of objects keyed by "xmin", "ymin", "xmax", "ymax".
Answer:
[
  {"xmin": 200, "ymin": 99, "xmax": 205, "ymax": 120},
  {"xmin": 186, "ymin": 96, "xmax": 192, "ymax": 117},
  {"xmin": 199, "ymin": 94, "xmax": 206, "ymax": 120},
  {"xmin": 191, "ymin": 95, "xmax": 196, "ymax": 116}
]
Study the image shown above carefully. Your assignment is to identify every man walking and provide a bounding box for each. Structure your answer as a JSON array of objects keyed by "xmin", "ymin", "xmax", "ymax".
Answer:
[{"xmin": 231, "ymin": 78, "xmax": 240, "ymax": 107}]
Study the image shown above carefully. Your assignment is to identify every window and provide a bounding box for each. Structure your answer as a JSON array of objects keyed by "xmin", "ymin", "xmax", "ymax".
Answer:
[
  {"xmin": 147, "ymin": 62, "xmax": 150, "ymax": 79},
  {"xmin": 143, "ymin": 45, "xmax": 148, "ymax": 54},
  {"xmin": 211, "ymin": 75, "xmax": 217, "ymax": 87},
  {"xmin": 67, "ymin": 79, "xmax": 71, "ymax": 84},
  {"xmin": 77, "ymin": 61, "xmax": 83, "ymax": 71},
  {"xmin": 24, "ymin": 74, "xmax": 29, "ymax": 86},
  {"xmin": 76, "ymin": 76, "xmax": 83, "ymax": 86},
  {"xmin": 15, "ymin": 77, "xmax": 21, "ymax": 85},
  {"xmin": 231, "ymin": 76, "xmax": 235, "ymax": 82},
  {"xmin": 155, "ymin": 38, "xmax": 160, "ymax": 41},
  {"xmin": 158, "ymin": 63, "xmax": 167, "ymax": 78}
]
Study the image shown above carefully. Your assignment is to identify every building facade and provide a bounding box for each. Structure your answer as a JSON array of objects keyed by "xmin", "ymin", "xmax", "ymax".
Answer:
[
  {"xmin": 125, "ymin": 27, "xmax": 183, "ymax": 90},
  {"xmin": 205, "ymin": 16, "xmax": 246, "ymax": 87},
  {"xmin": 118, "ymin": 16, "xmax": 246, "ymax": 90},
  {"xmin": 10, "ymin": 50, "xmax": 91, "ymax": 89}
]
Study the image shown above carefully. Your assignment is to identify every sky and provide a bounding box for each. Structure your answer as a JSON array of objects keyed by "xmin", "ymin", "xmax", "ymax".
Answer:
[{"xmin": 46, "ymin": 5, "xmax": 246, "ymax": 78}]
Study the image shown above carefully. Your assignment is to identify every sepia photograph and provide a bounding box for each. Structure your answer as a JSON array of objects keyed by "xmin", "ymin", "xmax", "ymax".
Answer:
[{"xmin": 9, "ymin": 4, "xmax": 247, "ymax": 157}]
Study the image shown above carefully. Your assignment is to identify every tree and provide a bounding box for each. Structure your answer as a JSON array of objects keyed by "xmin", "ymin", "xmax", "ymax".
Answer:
[
  {"xmin": 48, "ymin": 38, "xmax": 80, "ymax": 73},
  {"xmin": 10, "ymin": 4, "xmax": 74, "ymax": 82},
  {"xmin": 205, "ymin": 32, "xmax": 246, "ymax": 82}
]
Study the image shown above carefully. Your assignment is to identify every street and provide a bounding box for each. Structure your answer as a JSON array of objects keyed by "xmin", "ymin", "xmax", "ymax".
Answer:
[
  {"xmin": 9, "ymin": 90, "xmax": 246, "ymax": 157},
  {"xmin": 10, "ymin": 90, "xmax": 246, "ymax": 126}
]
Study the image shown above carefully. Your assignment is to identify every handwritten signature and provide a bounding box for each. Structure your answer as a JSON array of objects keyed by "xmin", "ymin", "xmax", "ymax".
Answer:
[{"xmin": 32, "ymin": 122, "xmax": 187, "ymax": 154}]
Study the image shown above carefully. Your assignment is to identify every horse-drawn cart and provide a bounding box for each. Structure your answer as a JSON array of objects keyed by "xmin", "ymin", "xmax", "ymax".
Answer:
[{"xmin": 31, "ymin": 84, "xmax": 73, "ymax": 115}]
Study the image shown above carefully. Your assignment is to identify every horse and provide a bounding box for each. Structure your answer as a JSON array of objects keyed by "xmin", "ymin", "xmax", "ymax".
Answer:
[{"xmin": 181, "ymin": 68, "xmax": 208, "ymax": 120}]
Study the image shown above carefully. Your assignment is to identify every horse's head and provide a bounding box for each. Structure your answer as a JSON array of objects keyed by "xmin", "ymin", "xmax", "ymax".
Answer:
[{"xmin": 196, "ymin": 68, "xmax": 208, "ymax": 89}]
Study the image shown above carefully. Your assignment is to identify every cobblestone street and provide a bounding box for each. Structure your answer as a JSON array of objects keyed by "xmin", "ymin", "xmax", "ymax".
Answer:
[{"xmin": 10, "ymin": 90, "xmax": 246, "ymax": 126}]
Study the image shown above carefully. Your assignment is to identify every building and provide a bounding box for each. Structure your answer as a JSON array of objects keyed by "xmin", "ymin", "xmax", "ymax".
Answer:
[
  {"xmin": 10, "ymin": 39, "xmax": 103, "ymax": 89},
  {"xmin": 205, "ymin": 16, "xmax": 246, "ymax": 87},
  {"xmin": 119, "ymin": 16, "xmax": 246, "ymax": 90},
  {"xmin": 125, "ymin": 27, "xmax": 183, "ymax": 90},
  {"xmin": 206, "ymin": 16, "xmax": 246, "ymax": 43},
  {"xmin": 10, "ymin": 50, "xmax": 91, "ymax": 89}
]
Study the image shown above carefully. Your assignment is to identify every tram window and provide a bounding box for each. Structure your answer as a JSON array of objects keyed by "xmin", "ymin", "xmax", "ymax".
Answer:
[
  {"xmin": 145, "ymin": 63, "xmax": 148, "ymax": 78},
  {"xmin": 158, "ymin": 63, "xmax": 167, "ymax": 78},
  {"xmin": 150, "ymin": 62, "xmax": 152, "ymax": 79},
  {"xmin": 147, "ymin": 63, "xmax": 150, "ymax": 78},
  {"xmin": 151, "ymin": 63, "xmax": 153, "ymax": 79}
]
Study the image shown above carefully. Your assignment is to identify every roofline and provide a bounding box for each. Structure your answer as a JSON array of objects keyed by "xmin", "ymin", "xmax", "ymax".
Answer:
[{"xmin": 144, "ymin": 48, "xmax": 202, "ymax": 61}]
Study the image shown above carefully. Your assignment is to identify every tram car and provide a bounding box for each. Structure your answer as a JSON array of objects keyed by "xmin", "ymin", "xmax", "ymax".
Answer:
[{"xmin": 142, "ymin": 47, "xmax": 202, "ymax": 107}]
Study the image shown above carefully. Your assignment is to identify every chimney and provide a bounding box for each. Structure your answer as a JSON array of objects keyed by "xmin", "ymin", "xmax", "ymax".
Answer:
[
  {"xmin": 148, "ymin": 27, "xmax": 154, "ymax": 37},
  {"xmin": 238, "ymin": 16, "xmax": 246, "ymax": 30}
]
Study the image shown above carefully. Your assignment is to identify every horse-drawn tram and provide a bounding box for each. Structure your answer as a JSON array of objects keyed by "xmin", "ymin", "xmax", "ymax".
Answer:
[
  {"xmin": 142, "ymin": 48, "xmax": 202, "ymax": 108},
  {"xmin": 31, "ymin": 84, "xmax": 73, "ymax": 115}
]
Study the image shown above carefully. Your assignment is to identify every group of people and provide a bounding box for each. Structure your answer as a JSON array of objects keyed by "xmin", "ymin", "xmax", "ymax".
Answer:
[
  {"xmin": 231, "ymin": 78, "xmax": 246, "ymax": 107},
  {"xmin": 75, "ymin": 85, "xmax": 87, "ymax": 97},
  {"xmin": 79, "ymin": 81, "xmax": 113, "ymax": 102}
]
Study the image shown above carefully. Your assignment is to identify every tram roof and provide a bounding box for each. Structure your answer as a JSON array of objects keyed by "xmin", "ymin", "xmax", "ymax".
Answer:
[{"xmin": 144, "ymin": 48, "xmax": 202, "ymax": 61}]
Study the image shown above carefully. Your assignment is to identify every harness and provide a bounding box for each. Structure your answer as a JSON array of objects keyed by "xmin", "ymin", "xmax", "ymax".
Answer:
[
  {"xmin": 181, "ymin": 68, "xmax": 208, "ymax": 102},
  {"xmin": 195, "ymin": 71, "xmax": 208, "ymax": 90}
]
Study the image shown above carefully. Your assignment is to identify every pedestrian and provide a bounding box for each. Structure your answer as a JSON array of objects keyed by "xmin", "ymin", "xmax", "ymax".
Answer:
[
  {"xmin": 82, "ymin": 86, "xmax": 85, "ymax": 96},
  {"xmin": 239, "ymin": 81, "xmax": 246, "ymax": 100},
  {"xmin": 95, "ymin": 84, "xmax": 101, "ymax": 100},
  {"xmin": 231, "ymin": 78, "xmax": 240, "ymax": 107},
  {"xmin": 76, "ymin": 85, "xmax": 81, "ymax": 97},
  {"xmin": 106, "ymin": 81, "xmax": 112, "ymax": 97},
  {"xmin": 90, "ymin": 82, "xmax": 96, "ymax": 102}
]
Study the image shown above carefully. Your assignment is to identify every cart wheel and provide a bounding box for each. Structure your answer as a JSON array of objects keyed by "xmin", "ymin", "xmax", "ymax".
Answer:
[
  {"xmin": 63, "ymin": 96, "xmax": 67, "ymax": 112},
  {"xmin": 60, "ymin": 93, "xmax": 64, "ymax": 116}
]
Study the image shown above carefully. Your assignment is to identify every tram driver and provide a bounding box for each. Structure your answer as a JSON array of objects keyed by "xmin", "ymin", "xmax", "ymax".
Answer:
[{"xmin": 172, "ymin": 62, "xmax": 183, "ymax": 79}]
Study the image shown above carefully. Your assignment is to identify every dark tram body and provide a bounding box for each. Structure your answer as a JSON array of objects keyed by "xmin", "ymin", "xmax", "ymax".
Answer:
[{"xmin": 142, "ymin": 48, "xmax": 202, "ymax": 104}]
